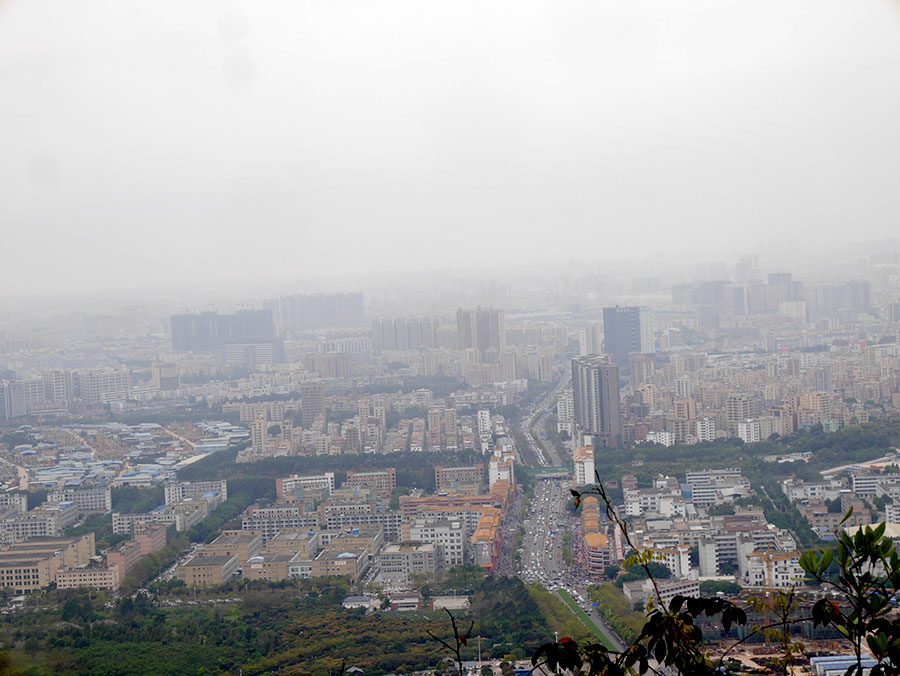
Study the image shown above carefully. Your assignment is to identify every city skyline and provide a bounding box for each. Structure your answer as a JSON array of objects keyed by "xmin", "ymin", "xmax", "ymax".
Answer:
[{"xmin": 3, "ymin": 1, "xmax": 900, "ymax": 298}]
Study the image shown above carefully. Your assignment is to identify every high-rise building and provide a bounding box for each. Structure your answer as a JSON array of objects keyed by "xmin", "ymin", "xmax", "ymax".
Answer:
[
  {"xmin": 845, "ymin": 280, "xmax": 871, "ymax": 313},
  {"xmin": 695, "ymin": 417, "xmax": 716, "ymax": 443},
  {"xmin": 725, "ymin": 394, "xmax": 752, "ymax": 432},
  {"xmin": 556, "ymin": 389, "xmax": 574, "ymax": 436},
  {"xmin": 224, "ymin": 338, "xmax": 286, "ymax": 366},
  {"xmin": 737, "ymin": 419, "xmax": 761, "ymax": 444},
  {"xmin": 42, "ymin": 370, "xmax": 72, "ymax": 404},
  {"xmin": 602, "ymin": 307, "xmax": 653, "ymax": 369},
  {"xmin": 75, "ymin": 368, "xmax": 131, "ymax": 404},
  {"xmin": 151, "ymin": 363, "xmax": 180, "ymax": 391},
  {"xmin": 371, "ymin": 316, "xmax": 440, "ymax": 353},
  {"xmin": 456, "ymin": 308, "xmax": 505, "ymax": 353},
  {"xmin": 0, "ymin": 382, "xmax": 9, "ymax": 422},
  {"xmin": 251, "ymin": 413, "xmax": 269, "ymax": 454},
  {"xmin": 300, "ymin": 381, "xmax": 325, "ymax": 429},
  {"xmin": 278, "ymin": 292, "xmax": 364, "ymax": 332},
  {"xmin": 170, "ymin": 310, "xmax": 275, "ymax": 352},
  {"xmin": 579, "ymin": 323, "xmax": 603, "ymax": 356},
  {"xmin": 630, "ymin": 354, "xmax": 655, "ymax": 388},
  {"xmin": 476, "ymin": 409, "xmax": 492, "ymax": 438},
  {"xmin": 571, "ymin": 355, "xmax": 621, "ymax": 448},
  {"xmin": 573, "ymin": 446, "xmax": 596, "ymax": 487}
]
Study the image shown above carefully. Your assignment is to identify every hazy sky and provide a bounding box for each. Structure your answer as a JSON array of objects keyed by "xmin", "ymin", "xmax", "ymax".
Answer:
[{"xmin": 2, "ymin": 0, "xmax": 900, "ymax": 299}]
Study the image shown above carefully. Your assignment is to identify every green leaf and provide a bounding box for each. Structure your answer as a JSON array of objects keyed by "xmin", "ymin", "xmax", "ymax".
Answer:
[{"xmin": 840, "ymin": 506, "xmax": 854, "ymax": 525}]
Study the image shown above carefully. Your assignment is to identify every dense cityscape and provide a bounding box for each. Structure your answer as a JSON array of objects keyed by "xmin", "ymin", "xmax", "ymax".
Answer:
[
  {"xmin": 4, "ymin": 1, "xmax": 900, "ymax": 674},
  {"xmin": 0, "ymin": 250, "xmax": 898, "ymax": 674}
]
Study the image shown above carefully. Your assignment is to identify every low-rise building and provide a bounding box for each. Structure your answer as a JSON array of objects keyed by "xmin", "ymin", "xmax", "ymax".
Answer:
[
  {"xmin": 346, "ymin": 469, "xmax": 396, "ymax": 498},
  {"xmin": 199, "ymin": 531, "xmax": 262, "ymax": 564},
  {"xmin": 164, "ymin": 480, "xmax": 228, "ymax": 506},
  {"xmin": 241, "ymin": 503, "xmax": 319, "ymax": 542},
  {"xmin": 107, "ymin": 540, "xmax": 143, "ymax": 581},
  {"xmin": 243, "ymin": 553, "xmax": 298, "ymax": 582},
  {"xmin": 56, "ymin": 566, "xmax": 120, "ymax": 591},
  {"xmin": 408, "ymin": 518, "xmax": 465, "ymax": 568},
  {"xmin": 379, "ymin": 541, "xmax": 438, "ymax": 584},
  {"xmin": 263, "ymin": 530, "xmax": 323, "ymax": 559},
  {"xmin": 0, "ymin": 535, "xmax": 95, "ymax": 593},
  {"xmin": 309, "ymin": 548, "xmax": 369, "ymax": 581},
  {"xmin": 342, "ymin": 595, "xmax": 373, "ymax": 610},
  {"xmin": 623, "ymin": 578, "xmax": 700, "ymax": 608},
  {"xmin": 276, "ymin": 473, "xmax": 336, "ymax": 499},
  {"xmin": 176, "ymin": 555, "xmax": 239, "ymax": 586},
  {"xmin": 48, "ymin": 487, "xmax": 112, "ymax": 513},
  {"xmin": 388, "ymin": 591, "xmax": 424, "ymax": 611},
  {"xmin": 134, "ymin": 523, "xmax": 168, "ymax": 555}
]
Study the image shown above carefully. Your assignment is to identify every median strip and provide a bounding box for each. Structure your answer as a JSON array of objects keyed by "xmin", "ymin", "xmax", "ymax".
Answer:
[{"xmin": 556, "ymin": 589, "xmax": 617, "ymax": 650}]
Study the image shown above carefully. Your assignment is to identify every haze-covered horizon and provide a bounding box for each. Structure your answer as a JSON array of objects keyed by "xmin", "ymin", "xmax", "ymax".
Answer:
[{"xmin": 2, "ymin": 0, "xmax": 900, "ymax": 301}]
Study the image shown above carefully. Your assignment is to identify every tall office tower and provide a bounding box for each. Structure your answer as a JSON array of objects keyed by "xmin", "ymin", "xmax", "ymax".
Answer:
[
  {"xmin": 725, "ymin": 394, "xmax": 751, "ymax": 431},
  {"xmin": 427, "ymin": 408, "xmax": 443, "ymax": 449},
  {"xmin": 845, "ymin": 280, "xmax": 871, "ymax": 313},
  {"xmin": 476, "ymin": 409, "xmax": 492, "ymax": 437},
  {"xmin": 500, "ymin": 350, "xmax": 518, "ymax": 381},
  {"xmin": 170, "ymin": 309, "xmax": 275, "ymax": 352},
  {"xmin": 251, "ymin": 413, "xmax": 269, "ymax": 454},
  {"xmin": 278, "ymin": 292, "xmax": 364, "ymax": 332},
  {"xmin": 695, "ymin": 280, "xmax": 728, "ymax": 311},
  {"xmin": 231, "ymin": 309, "xmax": 276, "ymax": 339},
  {"xmin": 372, "ymin": 316, "xmax": 441, "ymax": 353},
  {"xmin": 457, "ymin": 307, "xmax": 505, "ymax": 352},
  {"xmin": 571, "ymin": 355, "xmax": 622, "ymax": 448},
  {"xmin": 0, "ymin": 382, "xmax": 9, "ymax": 422},
  {"xmin": 457, "ymin": 310, "xmax": 476, "ymax": 350},
  {"xmin": 674, "ymin": 375, "xmax": 692, "ymax": 399},
  {"xmin": 814, "ymin": 366, "xmax": 833, "ymax": 393},
  {"xmin": 75, "ymin": 368, "xmax": 132, "ymax": 404},
  {"xmin": 768, "ymin": 272, "xmax": 795, "ymax": 302},
  {"xmin": 42, "ymin": 370, "xmax": 72, "ymax": 403},
  {"xmin": 630, "ymin": 354, "xmax": 655, "ymax": 388},
  {"xmin": 443, "ymin": 408, "xmax": 457, "ymax": 443},
  {"xmin": 579, "ymin": 323, "xmax": 603, "ymax": 356},
  {"xmin": 300, "ymin": 381, "xmax": 325, "ymax": 429},
  {"xmin": 602, "ymin": 306, "xmax": 653, "ymax": 369},
  {"xmin": 695, "ymin": 417, "xmax": 716, "ymax": 442},
  {"xmin": 556, "ymin": 389, "xmax": 574, "ymax": 436},
  {"xmin": 151, "ymin": 363, "xmax": 180, "ymax": 391}
]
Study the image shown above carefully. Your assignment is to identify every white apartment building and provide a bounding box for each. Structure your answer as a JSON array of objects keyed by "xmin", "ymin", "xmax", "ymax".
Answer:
[
  {"xmin": 886, "ymin": 501, "xmax": 900, "ymax": 523},
  {"xmin": 408, "ymin": 518, "xmax": 466, "ymax": 568},
  {"xmin": 642, "ymin": 541, "xmax": 691, "ymax": 578},
  {"xmin": 623, "ymin": 578, "xmax": 699, "ymax": 608},
  {"xmin": 743, "ymin": 552, "xmax": 804, "ymax": 589},
  {"xmin": 165, "ymin": 480, "xmax": 228, "ymax": 506},
  {"xmin": 695, "ymin": 417, "xmax": 716, "ymax": 443},
  {"xmin": 476, "ymin": 410, "xmax": 492, "ymax": 438},
  {"xmin": 851, "ymin": 472, "xmax": 900, "ymax": 498},
  {"xmin": 556, "ymin": 390, "xmax": 574, "ymax": 437},
  {"xmin": 0, "ymin": 494, "xmax": 28, "ymax": 514},
  {"xmin": 49, "ymin": 487, "xmax": 112, "ymax": 513},
  {"xmin": 573, "ymin": 446, "xmax": 595, "ymax": 487},
  {"xmin": 276, "ymin": 473, "xmax": 336, "ymax": 499},
  {"xmin": 737, "ymin": 419, "xmax": 761, "ymax": 444},
  {"xmin": 379, "ymin": 542, "xmax": 438, "ymax": 583},
  {"xmin": 488, "ymin": 452, "xmax": 515, "ymax": 489},
  {"xmin": 241, "ymin": 503, "xmax": 319, "ymax": 542},
  {"xmin": 645, "ymin": 431, "xmax": 675, "ymax": 447},
  {"xmin": 780, "ymin": 478, "xmax": 844, "ymax": 503}
]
